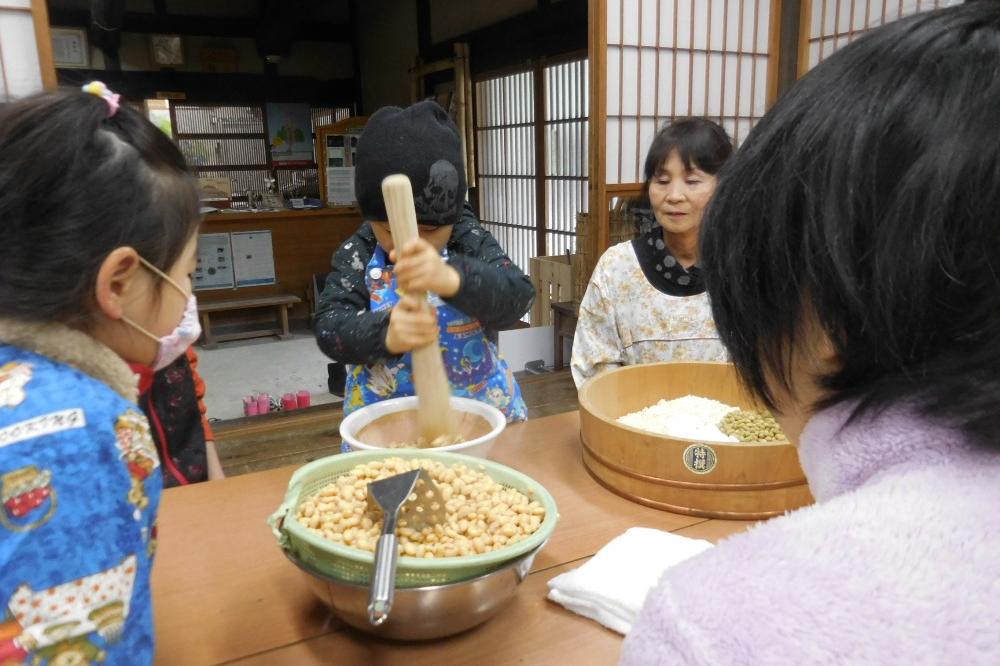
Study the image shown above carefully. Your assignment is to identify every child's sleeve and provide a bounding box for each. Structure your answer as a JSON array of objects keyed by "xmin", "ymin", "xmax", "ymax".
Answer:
[
  {"xmin": 444, "ymin": 203, "xmax": 536, "ymax": 329},
  {"xmin": 185, "ymin": 347, "xmax": 214, "ymax": 441},
  {"xmin": 314, "ymin": 226, "xmax": 395, "ymax": 364},
  {"xmin": 571, "ymin": 260, "xmax": 624, "ymax": 388}
]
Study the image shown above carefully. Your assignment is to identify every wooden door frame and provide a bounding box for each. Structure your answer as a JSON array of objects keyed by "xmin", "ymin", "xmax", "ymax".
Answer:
[
  {"xmin": 30, "ymin": 0, "xmax": 56, "ymax": 89},
  {"xmin": 798, "ymin": 0, "xmax": 814, "ymax": 77},
  {"xmin": 587, "ymin": 0, "xmax": 610, "ymax": 267}
]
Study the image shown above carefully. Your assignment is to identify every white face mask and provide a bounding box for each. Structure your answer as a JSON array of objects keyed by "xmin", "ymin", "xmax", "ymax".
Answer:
[{"xmin": 122, "ymin": 257, "xmax": 202, "ymax": 371}]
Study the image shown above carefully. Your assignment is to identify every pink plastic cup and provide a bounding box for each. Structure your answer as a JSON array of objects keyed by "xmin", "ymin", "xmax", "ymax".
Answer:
[{"xmin": 296, "ymin": 390, "xmax": 311, "ymax": 409}]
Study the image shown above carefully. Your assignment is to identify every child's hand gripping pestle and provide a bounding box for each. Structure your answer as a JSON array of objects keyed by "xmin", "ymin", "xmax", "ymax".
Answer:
[{"xmin": 381, "ymin": 174, "xmax": 458, "ymax": 443}]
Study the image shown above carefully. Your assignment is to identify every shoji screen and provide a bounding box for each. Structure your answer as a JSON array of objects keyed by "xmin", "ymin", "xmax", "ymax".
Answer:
[
  {"xmin": 475, "ymin": 70, "xmax": 538, "ymax": 276},
  {"xmin": 476, "ymin": 58, "xmax": 591, "ymax": 271},
  {"xmin": 545, "ymin": 58, "xmax": 589, "ymax": 257},
  {"xmin": 602, "ymin": 0, "xmax": 780, "ymax": 187},
  {"xmin": 0, "ymin": 0, "xmax": 55, "ymax": 100},
  {"xmin": 800, "ymin": 0, "xmax": 962, "ymax": 73}
]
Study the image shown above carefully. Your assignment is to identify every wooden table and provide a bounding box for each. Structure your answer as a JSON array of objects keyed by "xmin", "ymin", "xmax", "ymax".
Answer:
[
  {"xmin": 153, "ymin": 412, "xmax": 754, "ymax": 665},
  {"xmin": 551, "ymin": 300, "xmax": 580, "ymax": 371}
]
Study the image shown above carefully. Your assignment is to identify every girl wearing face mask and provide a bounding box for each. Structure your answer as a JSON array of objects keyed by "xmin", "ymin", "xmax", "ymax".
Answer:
[
  {"xmin": 0, "ymin": 83, "xmax": 201, "ymax": 665},
  {"xmin": 571, "ymin": 118, "xmax": 733, "ymax": 388}
]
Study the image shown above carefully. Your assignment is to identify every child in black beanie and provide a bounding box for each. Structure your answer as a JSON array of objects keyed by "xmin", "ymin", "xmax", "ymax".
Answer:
[{"xmin": 315, "ymin": 101, "xmax": 533, "ymax": 421}]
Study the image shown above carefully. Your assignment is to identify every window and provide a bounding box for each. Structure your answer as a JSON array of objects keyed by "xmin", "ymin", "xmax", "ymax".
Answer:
[
  {"xmin": 545, "ymin": 59, "xmax": 589, "ymax": 257},
  {"xmin": 475, "ymin": 70, "xmax": 537, "ymax": 273},
  {"xmin": 474, "ymin": 57, "xmax": 590, "ymax": 274},
  {"xmin": 173, "ymin": 103, "xmax": 352, "ymax": 207}
]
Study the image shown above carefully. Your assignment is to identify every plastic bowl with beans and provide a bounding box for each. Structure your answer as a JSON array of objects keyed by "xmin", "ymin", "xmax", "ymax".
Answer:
[{"xmin": 269, "ymin": 450, "xmax": 559, "ymax": 587}]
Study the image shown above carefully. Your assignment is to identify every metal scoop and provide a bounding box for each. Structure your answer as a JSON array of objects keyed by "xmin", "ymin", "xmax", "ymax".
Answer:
[{"xmin": 366, "ymin": 469, "xmax": 446, "ymax": 625}]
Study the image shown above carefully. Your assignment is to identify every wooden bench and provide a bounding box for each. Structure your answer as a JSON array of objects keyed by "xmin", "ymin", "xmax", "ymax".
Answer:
[{"xmin": 198, "ymin": 295, "xmax": 302, "ymax": 349}]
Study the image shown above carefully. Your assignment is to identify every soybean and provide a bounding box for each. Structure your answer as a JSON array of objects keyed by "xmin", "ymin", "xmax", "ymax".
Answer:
[{"xmin": 295, "ymin": 457, "xmax": 545, "ymax": 559}]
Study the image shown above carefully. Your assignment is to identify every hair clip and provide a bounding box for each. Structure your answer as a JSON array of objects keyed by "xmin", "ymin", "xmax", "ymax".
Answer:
[{"xmin": 81, "ymin": 81, "xmax": 121, "ymax": 117}]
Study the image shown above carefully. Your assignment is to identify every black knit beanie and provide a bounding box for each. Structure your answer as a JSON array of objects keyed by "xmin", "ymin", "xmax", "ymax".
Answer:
[{"xmin": 354, "ymin": 100, "xmax": 468, "ymax": 227}]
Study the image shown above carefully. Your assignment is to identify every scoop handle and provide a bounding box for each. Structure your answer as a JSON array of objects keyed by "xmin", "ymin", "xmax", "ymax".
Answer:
[
  {"xmin": 368, "ymin": 532, "xmax": 399, "ymax": 626},
  {"xmin": 381, "ymin": 174, "xmax": 456, "ymax": 441}
]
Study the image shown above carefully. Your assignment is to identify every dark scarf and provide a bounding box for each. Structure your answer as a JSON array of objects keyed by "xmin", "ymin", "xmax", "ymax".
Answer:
[{"xmin": 631, "ymin": 211, "xmax": 705, "ymax": 297}]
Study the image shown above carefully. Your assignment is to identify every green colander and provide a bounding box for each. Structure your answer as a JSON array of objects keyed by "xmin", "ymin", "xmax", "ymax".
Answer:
[{"xmin": 268, "ymin": 449, "xmax": 559, "ymax": 588}]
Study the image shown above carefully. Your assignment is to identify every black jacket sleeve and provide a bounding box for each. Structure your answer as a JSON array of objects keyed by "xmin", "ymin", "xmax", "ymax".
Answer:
[
  {"xmin": 314, "ymin": 223, "xmax": 395, "ymax": 365},
  {"xmin": 444, "ymin": 204, "xmax": 536, "ymax": 330}
]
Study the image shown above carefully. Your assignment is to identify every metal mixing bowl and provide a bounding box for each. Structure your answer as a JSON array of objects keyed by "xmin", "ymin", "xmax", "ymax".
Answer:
[{"xmin": 285, "ymin": 542, "xmax": 544, "ymax": 641}]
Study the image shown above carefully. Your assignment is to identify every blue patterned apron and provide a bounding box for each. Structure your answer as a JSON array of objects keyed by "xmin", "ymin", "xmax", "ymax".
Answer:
[{"xmin": 345, "ymin": 247, "xmax": 527, "ymax": 424}]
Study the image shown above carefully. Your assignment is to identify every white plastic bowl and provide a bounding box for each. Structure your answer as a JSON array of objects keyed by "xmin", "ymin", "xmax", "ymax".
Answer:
[{"xmin": 339, "ymin": 396, "xmax": 506, "ymax": 458}]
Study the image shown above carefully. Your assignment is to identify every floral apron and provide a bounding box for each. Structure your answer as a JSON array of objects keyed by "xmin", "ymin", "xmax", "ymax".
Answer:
[{"xmin": 345, "ymin": 247, "xmax": 527, "ymax": 423}]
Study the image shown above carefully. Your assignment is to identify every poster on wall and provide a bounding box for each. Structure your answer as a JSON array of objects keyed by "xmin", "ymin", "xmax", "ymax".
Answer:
[
  {"xmin": 231, "ymin": 230, "xmax": 276, "ymax": 287},
  {"xmin": 194, "ymin": 233, "xmax": 235, "ymax": 291},
  {"xmin": 266, "ymin": 103, "xmax": 314, "ymax": 167},
  {"xmin": 326, "ymin": 167, "xmax": 356, "ymax": 206}
]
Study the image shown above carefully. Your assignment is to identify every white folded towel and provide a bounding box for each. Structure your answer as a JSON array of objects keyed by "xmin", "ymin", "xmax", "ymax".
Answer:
[{"xmin": 546, "ymin": 527, "xmax": 713, "ymax": 635}]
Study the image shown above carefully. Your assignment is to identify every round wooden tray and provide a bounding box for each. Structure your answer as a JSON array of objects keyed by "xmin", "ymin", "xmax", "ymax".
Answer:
[{"xmin": 578, "ymin": 362, "xmax": 813, "ymax": 520}]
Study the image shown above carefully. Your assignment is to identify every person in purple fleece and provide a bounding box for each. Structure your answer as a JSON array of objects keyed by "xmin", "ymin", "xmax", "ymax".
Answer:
[{"xmin": 621, "ymin": 3, "xmax": 1000, "ymax": 665}]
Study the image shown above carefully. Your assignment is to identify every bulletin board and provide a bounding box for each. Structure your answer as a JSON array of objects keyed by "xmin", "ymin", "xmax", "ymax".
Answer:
[{"xmin": 194, "ymin": 233, "xmax": 235, "ymax": 291}]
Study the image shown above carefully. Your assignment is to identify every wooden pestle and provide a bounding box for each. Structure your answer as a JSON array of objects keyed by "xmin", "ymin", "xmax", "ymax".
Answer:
[{"xmin": 381, "ymin": 174, "xmax": 458, "ymax": 442}]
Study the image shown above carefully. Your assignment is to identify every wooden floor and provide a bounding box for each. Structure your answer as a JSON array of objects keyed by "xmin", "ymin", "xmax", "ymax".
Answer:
[{"xmin": 213, "ymin": 370, "xmax": 579, "ymax": 476}]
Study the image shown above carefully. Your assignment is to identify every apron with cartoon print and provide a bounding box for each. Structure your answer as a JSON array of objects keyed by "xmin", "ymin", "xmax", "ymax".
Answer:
[{"xmin": 345, "ymin": 247, "xmax": 527, "ymax": 424}]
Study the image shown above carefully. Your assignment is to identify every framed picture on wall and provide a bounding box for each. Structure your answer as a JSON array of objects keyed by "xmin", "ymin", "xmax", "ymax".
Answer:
[
  {"xmin": 150, "ymin": 34, "xmax": 185, "ymax": 67},
  {"xmin": 266, "ymin": 103, "xmax": 314, "ymax": 167},
  {"xmin": 51, "ymin": 28, "xmax": 89, "ymax": 69}
]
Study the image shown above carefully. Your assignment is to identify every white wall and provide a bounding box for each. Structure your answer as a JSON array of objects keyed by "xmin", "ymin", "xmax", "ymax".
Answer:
[{"xmin": 0, "ymin": 0, "xmax": 44, "ymax": 100}]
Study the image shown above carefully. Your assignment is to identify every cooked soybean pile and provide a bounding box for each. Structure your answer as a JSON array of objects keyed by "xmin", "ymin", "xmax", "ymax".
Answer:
[
  {"xmin": 296, "ymin": 457, "xmax": 545, "ymax": 558},
  {"xmin": 717, "ymin": 409, "xmax": 786, "ymax": 442}
]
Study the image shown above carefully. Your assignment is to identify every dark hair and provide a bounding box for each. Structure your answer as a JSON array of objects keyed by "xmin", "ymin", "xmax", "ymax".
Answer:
[
  {"xmin": 641, "ymin": 117, "xmax": 733, "ymax": 201},
  {"xmin": 0, "ymin": 89, "xmax": 200, "ymax": 325},
  {"xmin": 700, "ymin": 3, "xmax": 1000, "ymax": 448}
]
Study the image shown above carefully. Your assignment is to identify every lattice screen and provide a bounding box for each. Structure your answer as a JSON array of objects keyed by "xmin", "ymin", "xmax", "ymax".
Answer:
[
  {"xmin": 801, "ymin": 0, "xmax": 962, "ymax": 71},
  {"xmin": 174, "ymin": 104, "xmax": 350, "ymax": 206},
  {"xmin": 476, "ymin": 58, "xmax": 591, "ymax": 273},
  {"xmin": 174, "ymin": 104, "xmax": 270, "ymax": 208},
  {"xmin": 475, "ymin": 70, "xmax": 538, "ymax": 275},
  {"xmin": 545, "ymin": 58, "xmax": 589, "ymax": 257},
  {"xmin": 311, "ymin": 107, "xmax": 354, "ymax": 128},
  {"xmin": 605, "ymin": 0, "xmax": 778, "ymax": 185}
]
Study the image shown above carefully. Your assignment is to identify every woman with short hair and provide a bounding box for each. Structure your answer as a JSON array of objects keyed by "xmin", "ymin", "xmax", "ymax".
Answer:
[{"xmin": 571, "ymin": 118, "xmax": 733, "ymax": 388}]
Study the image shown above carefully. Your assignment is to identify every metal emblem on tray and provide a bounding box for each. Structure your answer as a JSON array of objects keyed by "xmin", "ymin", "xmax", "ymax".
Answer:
[{"xmin": 682, "ymin": 443, "xmax": 717, "ymax": 475}]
